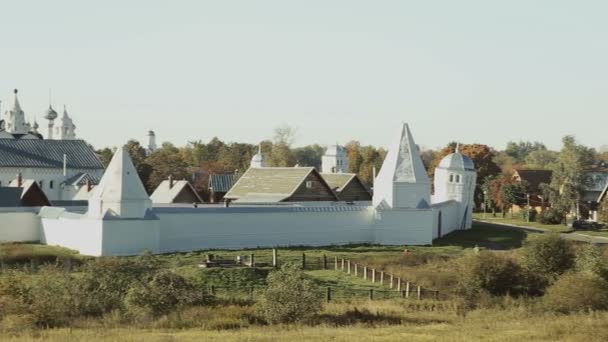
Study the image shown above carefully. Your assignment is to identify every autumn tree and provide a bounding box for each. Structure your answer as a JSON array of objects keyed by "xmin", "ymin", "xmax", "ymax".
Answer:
[
  {"xmin": 146, "ymin": 143, "xmax": 189, "ymax": 192},
  {"xmin": 269, "ymin": 125, "xmax": 296, "ymax": 167}
]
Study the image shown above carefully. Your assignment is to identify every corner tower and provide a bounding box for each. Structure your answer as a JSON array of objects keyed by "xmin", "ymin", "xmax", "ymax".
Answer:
[{"xmin": 372, "ymin": 123, "xmax": 431, "ymax": 209}]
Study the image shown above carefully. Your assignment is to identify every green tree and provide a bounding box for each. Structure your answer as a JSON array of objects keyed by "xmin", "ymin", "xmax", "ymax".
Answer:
[
  {"xmin": 255, "ymin": 263, "xmax": 322, "ymax": 324},
  {"xmin": 146, "ymin": 143, "xmax": 189, "ymax": 192},
  {"xmin": 543, "ymin": 272, "xmax": 608, "ymax": 313},
  {"xmin": 95, "ymin": 147, "xmax": 115, "ymax": 167},
  {"xmin": 524, "ymin": 149, "xmax": 559, "ymax": 169},
  {"xmin": 124, "ymin": 140, "xmax": 153, "ymax": 187},
  {"xmin": 575, "ymin": 244, "xmax": 608, "ymax": 280},
  {"xmin": 293, "ymin": 144, "xmax": 325, "ymax": 169},
  {"xmin": 269, "ymin": 125, "xmax": 296, "ymax": 167},
  {"xmin": 505, "ymin": 141, "xmax": 547, "ymax": 164}
]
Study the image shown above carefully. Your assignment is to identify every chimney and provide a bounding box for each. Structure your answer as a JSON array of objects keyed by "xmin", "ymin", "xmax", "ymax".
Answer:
[
  {"xmin": 168, "ymin": 175, "xmax": 174, "ymax": 188},
  {"xmin": 63, "ymin": 154, "xmax": 67, "ymax": 177},
  {"xmin": 17, "ymin": 172, "xmax": 23, "ymax": 187}
]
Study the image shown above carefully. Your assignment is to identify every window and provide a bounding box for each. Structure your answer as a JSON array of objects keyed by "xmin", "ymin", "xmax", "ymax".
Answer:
[
  {"xmin": 49, "ymin": 180, "xmax": 54, "ymax": 189},
  {"xmin": 306, "ymin": 181, "xmax": 313, "ymax": 189},
  {"xmin": 449, "ymin": 174, "xmax": 454, "ymax": 183},
  {"xmin": 456, "ymin": 175, "xmax": 461, "ymax": 183},
  {"xmin": 39, "ymin": 180, "xmax": 43, "ymax": 188}
]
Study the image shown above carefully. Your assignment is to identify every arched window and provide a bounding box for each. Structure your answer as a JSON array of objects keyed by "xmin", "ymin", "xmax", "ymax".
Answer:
[
  {"xmin": 456, "ymin": 175, "xmax": 461, "ymax": 183},
  {"xmin": 49, "ymin": 180, "xmax": 54, "ymax": 189},
  {"xmin": 449, "ymin": 174, "xmax": 454, "ymax": 183}
]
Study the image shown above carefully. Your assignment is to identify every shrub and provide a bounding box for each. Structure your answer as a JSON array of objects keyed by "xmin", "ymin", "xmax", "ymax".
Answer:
[
  {"xmin": 255, "ymin": 263, "xmax": 323, "ymax": 324},
  {"xmin": 522, "ymin": 234, "xmax": 574, "ymax": 280},
  {"xmin": 125, "ymin": 270, "xmax": 202, "ymax": 317},
  {"xmin": 543, "ymin": 272, "xmax": 608, "ymax": 313},
  {"xmin": 78, "ymin": 257, "xmax": 158, "ymax": 315},
  {"xmin": 537, "ymin": 208, "xmax": 564, "ymax": 225},
  {"xmin": 575, "ymin": 244, "xmax": 608, "ymax": 280},
  {"xmin": 456, "ymin": 251, "xmax": 540, "ymax": 298}
]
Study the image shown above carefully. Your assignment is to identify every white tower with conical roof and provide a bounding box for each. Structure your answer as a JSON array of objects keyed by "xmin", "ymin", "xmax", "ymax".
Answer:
[
  {"xmin": 3, "ymin": 89, "xmax": 28, "ymax": 134},
  {"xmin": 250, "ymin": 144, "xmax": 267, "ymax": 168},
  {"xmin": 372, "ymin": 123, "xmax": 431, "ymax": 209},
  {"xmin": 88, "ymin": 146, "xmax": 152, "ymax": 219}
]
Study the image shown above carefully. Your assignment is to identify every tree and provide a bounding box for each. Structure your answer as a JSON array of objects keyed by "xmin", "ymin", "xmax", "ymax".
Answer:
[
  {"xmin": 486, "ymin": 174, "xmax": 527, "ymax": 217},
  {"xmin": 95, "ymin": 147, "xmax": 115, "ymax": 167},
  {"xmin": 505, "ymin": 141, "xmax": 547, "ymax": 164},
  {"xmin": 543, "ymin": 272, "xmax": 608, "ymax": 313},
  {"xmin": 524, "ymin": 149, "xmax": 559, "ymax": 169},
  {"xmin": 269, "ymin": 125, "xmax": 296, "ymax": 167},
  {"xmin": 124, "ymin": 140, "xmax": 153, "ymax": 188},
  {"xmin": 548, "ymin": 136, "xmax": 596, "ymax": 219},
  {"xmin": 293, "ymin": 144, "xmax": 325, "ymax": 169},
  {"xmin": 255, "ymin": 263, "xmax": 322, "ymax": 324},
  {"xmin": 146, "ymin": 143, "xmax": 189, "ymax": 192}
]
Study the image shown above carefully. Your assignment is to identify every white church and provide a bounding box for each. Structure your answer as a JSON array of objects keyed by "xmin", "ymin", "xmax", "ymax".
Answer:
[
  {"xmin": 0, "ymin": 89, "xmax": 104, "ymax": 202},
  {"xmin": 0, "ymin": 121, "xmax": 476, "ymax": 256}
]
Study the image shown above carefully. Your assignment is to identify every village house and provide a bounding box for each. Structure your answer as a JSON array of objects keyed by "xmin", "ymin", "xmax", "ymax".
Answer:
[
  {"xmin": 321, "ymin": 173, "xmax": 372, "ymax": 202},
  {"xmin": 208, "ymin": 173, "xmax": 238, "ymax": 203},
  {"xmin": 150, "ymin": 176, "xmax": 203, "ymax": 204},
  {"xmin": 511, "ymin": 169, "xmax": 553, "ymax": 212}
]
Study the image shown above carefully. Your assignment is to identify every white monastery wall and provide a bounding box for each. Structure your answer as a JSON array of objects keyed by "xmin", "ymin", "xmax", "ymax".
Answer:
[
  {"xmin": 41, "ymin": 216, "xmax": 103, "ymax": 256},
  {"xmin": 431, "ymin": 201, "xmax": 462, "ymax": 239},
  {"xmin": 0, "ymin": 208, "xmax": 41, "ymax": 242},
  {"xmin": 102, "ymin": 219, "xmax": 160, "ymax": 256},
  {"xmin": 373, "ymin": 209, "xmax": 434, "ymax": 245}
]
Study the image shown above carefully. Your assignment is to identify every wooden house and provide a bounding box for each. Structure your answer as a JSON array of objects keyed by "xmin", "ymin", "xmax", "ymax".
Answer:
[{"xmin": 321, "ymin": 173, "xmax": 371, "ymax": 202}]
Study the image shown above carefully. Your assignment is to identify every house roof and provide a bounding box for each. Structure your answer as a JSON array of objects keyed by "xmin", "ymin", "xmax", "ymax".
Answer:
[
  {"xmin": 8, "ymin": 179, "xmax": 51, "ymax": 206},
  {"xmin": 60, "ymin": 172, "xmax": 101, "ymax": 186},
  {"xmin": 321, "ymin": 173, "xmax": 358, "ymax": 192},
  {"xmin": 151, "ymin": 179, "xmax": 203, "ymax": 203},
  {"xmin": 0, "ymin": 187, "xmax": 22, "ymax": 207},
  {"xmin": 225, "ymin": 167, "xmax": 338, "ymax": 202},
  {"xmin": 0, "ymin": 139, "xmax": 104, "ymax": 169},
  {"xmin": 208, "ymin": 174, "xmax": 237, "ymax": 193},
  {"xmin": 514, "ymin": 169, "xmax": 553, "ymax": 192}
]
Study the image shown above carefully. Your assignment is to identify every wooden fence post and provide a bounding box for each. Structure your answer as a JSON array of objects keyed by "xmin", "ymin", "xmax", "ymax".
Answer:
[
  {"xmin": 389, "ymin": 274, "xmax": 394, "ymax": 289},
  {"xmin": 397, "ymin": 278, "xmax": 402, "ymax": 291},
  {"xmin": 250, "ymin": 253, "xmax": 255, "ymax": 268},
  {"xmin": 347, "ymin": 260, "xmax": 351, "ymax": 274},
  {"xmin": 335, "ymin": 256, "xmax": 339, "ymax": 271},
  {"xmin": 272, "ymin": 249, "xmax": 277, "ymax": 267},
  {"xmin": 434, "ymin": 291, "xmax": 439, "ymax": 300},
  {"xmin": 354, "ymin": 264, "xmax": 358, "ymax": 277},
  {"xmin": 369, "ymin": 289, "xmax": 374, "ymax": 300},
  {"xmin": 341, "ymin": 258, "xmax": 345, "ymax": 271},
  {"xmin": 380, "ymin": 271, "xmax": 384, "ymax": 285},
  {"xmin": 405, "ymin": 282, "xmax": 410, "ymax": 298},
  {"xmin": 371, "ymin": 268, "xmax": 376, "ymax": 283},
  {"xmin": 326, "ymin": 287, "xmax": 332, "ymax": 303},
  {"xmin": 363, "ymin": 266, "xmax": 367, "ymax": 280},
  {"xmin": 323, "ymin": 255, "xmax": 328, "ymax": 270},
  {"xmin": 401, "ymin": 290, "xmax": 405, "ymax": 299},
  {"xmin": 417, "ymin": 286, "xmax": 421, "ymax": 300},
  {"xmin": 302, "ymin": 253, "xmax": 306, "ymax": 269}
]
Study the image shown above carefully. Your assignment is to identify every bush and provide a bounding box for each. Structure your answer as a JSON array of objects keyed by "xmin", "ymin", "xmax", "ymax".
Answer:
[
  {"xmin": 522, "ymin": 234, "xmax": 574, "ymax": 280},
  {"xmin": 537, "ymin": 208, "xmax": 564, "ymax": 225},
  {"xmin": 543, "ymin": 272, "xmax": 608, "ymax": 313},
  {"xmin": 125, "ymin": 270, "xmax": 202, "ymax": 317},
  {"xmin": 255, "ymin": 263, "xmax": 323, "ymax": 324},
  {"xmin": 78, "ymin": 257, "xmax": 158, "ymax": 315},
  {"xmin": 456, "ymin": 251, "xmax": 541, "ymax": 298},
  {"xmin": 575, "ymin": 244, "xmax": 608, "ymax": 280}
]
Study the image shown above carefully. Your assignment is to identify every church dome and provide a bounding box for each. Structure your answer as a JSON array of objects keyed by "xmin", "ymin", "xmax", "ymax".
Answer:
[
  {"xmin": 325, "ymin": 145, "xmax": 347, "ymax": 156},
  {"xmin": 438, "ymin": 151, "xmax": 475, "ymax": 171},
  {"xmin": 43, "ymin": 105, "xmax": 58, "ymax": 120}
]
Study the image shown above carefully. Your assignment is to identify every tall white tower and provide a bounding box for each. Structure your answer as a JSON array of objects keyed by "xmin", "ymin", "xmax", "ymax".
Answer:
[
  {"xmin": 372, "ymin": 123, "xmax": 431, "ymax": 209},
  {"xmin": 322, "ymin": 145, "xmax": 349, "ymax": 173},
  {"xmin": 146, "ymin": 130, "xmax": 157, "ymax": 156},
  {"xmin": 54, "ymin": 105, "xmax": 76, "ymax": 140},
  {"xmin": 250, "ymin": 144, "xmax": 267, "ymax": 168},
  {"xmin": 433, "ymin": 144, "xmax": 477, "ymax": 229},
  {"xmin": 3, "ymin": 89, "xmax": 28, "ymax": 134}
]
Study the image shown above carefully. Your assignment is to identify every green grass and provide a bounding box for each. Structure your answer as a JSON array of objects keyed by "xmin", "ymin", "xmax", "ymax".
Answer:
[
  {"xmin": 472, "ymin": 213, "xmax": 573, "ymax": 233},
  {"xmin": 0, "ymin": 242, "xmax": 87, "ymax": 265},
  {"xmin": 435, "ymin": 221, "xmax": 530, "ymax": 250}
]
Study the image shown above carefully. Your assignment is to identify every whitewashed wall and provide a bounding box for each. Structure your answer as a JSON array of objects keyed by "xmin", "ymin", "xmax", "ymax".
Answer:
[
  {"xmin": 373, "ymin": 209, "xmax": 434, "ymax": 245},
  {"xmin": 154, "ymin": 207, "xmax": 374, "ymax": 253},
  {"xmin": 0, "ymin": 208, "xmax": 41, "ymax": 242},
  {"xmin": 102, "ymin": 219, "xmax": 160, "ymax": 256},
  {"xmin": 41, "ymin": 217, "xmax": 103, "ymax": 256},
  {"xmin": 431, "ymin": 201, "xmax": 462, "ymax": 239}
]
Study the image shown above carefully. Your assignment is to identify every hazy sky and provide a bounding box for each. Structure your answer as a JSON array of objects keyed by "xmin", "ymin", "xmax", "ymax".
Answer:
[{"xmin": 1, "ymin": 1, "xmax": 606, "ymax": 151}]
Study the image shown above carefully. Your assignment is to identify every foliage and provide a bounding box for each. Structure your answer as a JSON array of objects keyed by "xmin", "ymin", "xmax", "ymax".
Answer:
[
  {"xmin": 524, "ymin": 149, "xmax": 559, "ymax": 169},
  {"xmin": 345, "ymin": 141, "xmax": 386, "ymax": 185},
  {"xmin": 521, "ymin": 234, "xmax": 574, "ymax": 280},
  {"xmin": 125, "ymin": 270, "xmax": 202, "ymax": 317},
  {"xmin": 456, "ymin": 251, "xmax": 540, "ymax": 299},
  {"xmin": 124, "ymin": 140, "xmax": 153, "ymax": 190},
  {"xmin": 575, "ymin": 244, "xmax": 608, "ymax": 280},
  {"xmin": 504, "ymin": 141, "xmax": 547, "ymax": 164},
  {"xmin": 146, "ymin": 143, "xmax": 190, "ymax": 192},
  {"xmin": 543, "ymin": 272, "xmax": 608, "ymax": 313},
  {"xmin": 486, "ymin": 174, "xmax": 526, "ymax": 215},
  {"xmin": 255, "ymin": 263, "xmax": 323, "ymax": 324}
]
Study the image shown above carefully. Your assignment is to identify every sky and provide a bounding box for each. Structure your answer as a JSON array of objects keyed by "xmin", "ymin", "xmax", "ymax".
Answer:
[{"xmin": 1, "ymin": 0, "xmax": 606, "ymax": 151}]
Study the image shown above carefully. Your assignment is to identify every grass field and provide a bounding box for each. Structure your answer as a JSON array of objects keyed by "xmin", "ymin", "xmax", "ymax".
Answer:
[{"xmin": 472, "ymin": 212, "xmax": 573, "ymax": 233}]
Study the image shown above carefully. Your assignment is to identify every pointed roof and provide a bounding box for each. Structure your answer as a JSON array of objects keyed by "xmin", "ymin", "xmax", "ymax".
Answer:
[
  {"xmin": 150, "ymin": 179, "xmax": 203, "ymax": 204},
  {"xmin": 10, "ymin": 89, "xmax": 22, "ymax": 113},
  {"xmin": 88, "ymin": 147, "xmax": 151, "ymax": 218},
  {"xmin": 376, "ymin": 123, "xmax": 429, "ymax": 184}
]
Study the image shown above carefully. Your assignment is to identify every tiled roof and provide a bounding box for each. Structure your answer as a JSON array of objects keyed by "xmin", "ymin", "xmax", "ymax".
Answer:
[
  {"xmin": 209, "ymin": 174, "xmax": 237, "ymax": 193},
  {"xmin": 0, "ymin": 139, "xmax": 104, "ymax": 169}
]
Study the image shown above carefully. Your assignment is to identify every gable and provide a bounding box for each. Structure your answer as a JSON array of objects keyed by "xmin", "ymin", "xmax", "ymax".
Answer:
[{"xmin": 289, "ymin": 170, "xmax": 339, "ymax": 202}]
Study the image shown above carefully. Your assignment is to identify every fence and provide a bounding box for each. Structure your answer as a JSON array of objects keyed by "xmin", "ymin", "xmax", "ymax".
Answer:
[{"xmin": 202, "ymin": 249, "xmax": 439, "ymax": 301}]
